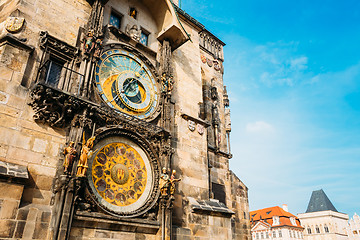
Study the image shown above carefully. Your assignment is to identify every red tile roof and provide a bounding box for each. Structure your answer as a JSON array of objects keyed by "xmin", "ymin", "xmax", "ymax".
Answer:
[{"xmin": 250, "ymin": 206, "xmax": 303, "ymax": 229}]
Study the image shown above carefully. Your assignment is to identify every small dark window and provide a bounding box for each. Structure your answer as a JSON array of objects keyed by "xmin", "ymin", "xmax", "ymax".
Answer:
[
  {"xmin": 307, "ymin": 227, "xmax": 312, "ymax": 234},
  {"xmin": 140, "ymin": 30, "xmax": 149, "ymax": 46},
  {"xmin": 129, "ymin": 7, "xmax": 137, "ymax": 19},
  {"xmin": 324, "ymin": 225, "xmax": 329, "ymax": 233},
  {"xmin": 316, "ymin": 225, "xmax": 320, "ymax": 233},
  {"xmin": 212, "ymin": 182, "xmax": 226, "ymax": 204},
  {"xmin": 110, "ymin": 11, "xmax": 122, "ymax": 28},
  {"xmin": 46, "ymin": 58, "xmax": 64, "ymax": 87}
]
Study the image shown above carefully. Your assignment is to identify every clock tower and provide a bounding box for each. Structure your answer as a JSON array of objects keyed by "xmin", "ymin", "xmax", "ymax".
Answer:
[{"xmin": 0, "ymin": 0, "xmax": 250, "ymax": 239}]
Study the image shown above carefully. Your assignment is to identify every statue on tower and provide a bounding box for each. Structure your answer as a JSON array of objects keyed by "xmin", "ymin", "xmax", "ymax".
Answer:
[
  {"xmin": 76, "ymin": 135, "xmax": 96, "ymax": 177},
  {"xmin": 63, "ymin": 141, "xmax": 76, "ymax": 174}
]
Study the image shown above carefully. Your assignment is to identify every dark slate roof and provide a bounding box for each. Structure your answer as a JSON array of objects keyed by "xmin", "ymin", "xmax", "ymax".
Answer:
[{"xmin": 306, "ymin": 189, "xmax": 338, "ymax": 213}]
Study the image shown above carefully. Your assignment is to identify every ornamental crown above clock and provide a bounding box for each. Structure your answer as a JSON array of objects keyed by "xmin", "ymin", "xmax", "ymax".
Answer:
[{"xmin": 95, "ymin": 49, "xmax": 160, "ymax": 119}]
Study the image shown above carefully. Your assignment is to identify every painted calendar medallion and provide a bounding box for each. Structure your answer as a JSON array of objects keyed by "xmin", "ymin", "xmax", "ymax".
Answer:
[{"xmin": 87, "ymin": 136, "xmax": 155, "ymax": 216}]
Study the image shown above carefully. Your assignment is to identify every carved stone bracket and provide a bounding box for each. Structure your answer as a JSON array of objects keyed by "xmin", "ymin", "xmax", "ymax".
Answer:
[
  {"xmin": 39, "ymin": 31, "xmax": 78, "ymax": 59},
  {"xmin": 29, "ymin": 85, "xmax": 82, "ymax": 128},
  {"xmin": 29, "ymin": 83, "xmax": 168, "ymax": 140}
]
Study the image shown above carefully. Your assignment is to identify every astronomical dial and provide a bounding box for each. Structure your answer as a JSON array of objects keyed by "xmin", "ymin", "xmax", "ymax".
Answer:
[{"xmin": 95, "ymin": 49, "xmax": 159, "ymax": 119}]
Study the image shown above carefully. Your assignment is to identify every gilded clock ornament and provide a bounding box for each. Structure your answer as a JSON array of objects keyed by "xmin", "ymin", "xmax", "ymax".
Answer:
[{"xmin": 95, "ymin": 49, "xmax": 160, "ymax": 119}]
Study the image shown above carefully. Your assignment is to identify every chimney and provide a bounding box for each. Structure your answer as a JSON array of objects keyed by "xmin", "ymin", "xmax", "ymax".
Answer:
[{"xmin": 282, "ymin": 204, "xmax": 288, "ymax": 212}]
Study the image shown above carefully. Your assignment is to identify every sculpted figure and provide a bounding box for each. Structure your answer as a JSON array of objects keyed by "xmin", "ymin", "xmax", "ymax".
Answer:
[
  {"xmin": 83, "ymin": 30, "xmax": 95, "ymax": 54},
  {"xmin": 63, "ymin": 141, "xmax": 76, "ymax": 174},
  {"xmin": 169, "ymin": 170, "xmax": 181, "ymax": 196},
  {"xmin": 159, "ymin": 167, "xmax": 170, "ymax": 196},
  {"xmin": 76, "ymin": 136, "xmax": 96, "ymax": 177},
  {"xmin": 126, "ymin": 24, "xmax": 140, "ymax": 41}
]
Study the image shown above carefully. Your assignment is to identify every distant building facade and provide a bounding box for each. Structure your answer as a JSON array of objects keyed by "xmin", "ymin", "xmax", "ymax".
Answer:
[
  {"xmin": 347, "ymin": 213, "xmax": 360, "ymax": 240},
  {"xmin": 298, "ymin": 189, "xmax": 349, "ymax": 240},
  {"xmin": 250, "ymin": 205, "xmax": 304, "ymax": 240}
]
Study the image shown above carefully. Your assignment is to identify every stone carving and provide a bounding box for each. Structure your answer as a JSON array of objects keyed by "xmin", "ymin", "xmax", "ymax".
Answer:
[
  {"xmin": 126, "ymin": 24, "xmax": 140, "ymax": 41},
  {"xmin": 39, "ymin": 31, "xmax": 78, "ymax": 58},
  {"xmin": 213, "ymin": 60, "xmax": 220, "ymax": 71},
  {"xmin": 28, "ymin": 85, "xmax": 81, "ymax": 128},
  {"xmin": 63, "ymin": 142, "xmax": 77, "ymax": 174},
  {"xmin": 211, "ymin": 78, "xmax": 218, "ymax": 100},
  {"xmin": 199, "ymin": 30, "xmax": 224, "ymax": 60},
  {"xmin": 206, "ymin": 58, "xmax": 213, "ymax": 67},
  {"xmin": 86, "ymin": 0, "xmax": 105, "ymax": 39},
  {"xmin": 29, "ymin": 83, "xmax": 165, "ymax": 138},
  {"xmin": 212, "ymin": 101, "xmax": 220, "ymax": 126},
  {"xmin": 5, "ymin": 17, "xmax": 25, "ymax": 33},
  {"xmin": 76, "ymin": 135, "xmax": 96, "ymax": 177},
  {"xmin": 197, "ymin": 123, "xmax": 204, "ymax": 135},
  {"xmin": 188, "ymin": 120, "xmax": 196, "ymax": 131}
]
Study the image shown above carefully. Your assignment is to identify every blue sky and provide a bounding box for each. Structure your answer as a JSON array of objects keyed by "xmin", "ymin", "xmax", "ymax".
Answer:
[{"xmin": 180, "ymin": 0, "xmax": 360, "ymax": 216}]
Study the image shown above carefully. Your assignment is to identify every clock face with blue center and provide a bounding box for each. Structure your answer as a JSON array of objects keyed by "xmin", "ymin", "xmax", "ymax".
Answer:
[{"xmin": 95, "ymin": 50, "xmax": 159, "ymax": 119}]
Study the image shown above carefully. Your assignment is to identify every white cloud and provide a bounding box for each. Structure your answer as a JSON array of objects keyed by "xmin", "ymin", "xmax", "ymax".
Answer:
[
  {"xmin": 246, "ymin": 121, "xmax": 275, "ymax": 133},
  {"xmin": 290, "ymin": 56, "xmax": 308, "ymax": 71}
]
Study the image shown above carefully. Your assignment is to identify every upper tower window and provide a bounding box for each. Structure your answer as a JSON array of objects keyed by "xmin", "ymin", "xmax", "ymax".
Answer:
[
  {"xmin": 140, "ymin": 29, "xmax": 149, "ymax": 46},
  {"xmin": 130, "ymin": 7, "xmax": 137, "ymax": 19},
  {"xmin": 110, "ymin": 11, "xmax": 122, "ymax": 29}
]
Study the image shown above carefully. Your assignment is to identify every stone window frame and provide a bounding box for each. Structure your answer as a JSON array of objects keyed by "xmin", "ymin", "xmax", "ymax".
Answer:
[
  {"xmin": 272, "ymin": 230, "xmax": 276, "ymax": 238},
  {"xmin": 139, "ymin": 27, "xmax": 150, "ymax": 46},
  {"xmin": 315, "ymin": 225, "xmax": 320, "ymax": 233},
  {"xmin": 109, "ymin": 8, "xmax": 123, "ymax": 29},
  {"xmin": 278, "ymin": 230, "xmax": 282, "ymax": 237},
  {"xmin": 307, "ymin": 227, "xmax": 312, "ymax": 234}
]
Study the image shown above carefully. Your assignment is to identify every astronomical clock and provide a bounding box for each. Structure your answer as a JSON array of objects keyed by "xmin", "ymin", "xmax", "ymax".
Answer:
[
  {"xmin": 79, "ymin": 46, "xmax": 163, "ymax": 218},
  {"xmin": 95, "ymin": 49, "xmax": 160, "ymax": 120}
]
